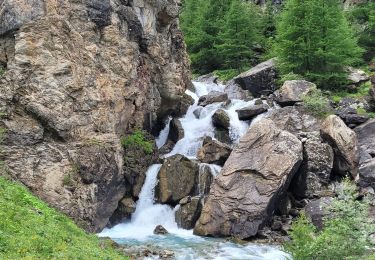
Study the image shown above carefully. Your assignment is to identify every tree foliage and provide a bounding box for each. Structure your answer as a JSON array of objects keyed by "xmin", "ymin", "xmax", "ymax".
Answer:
[
  {"xmin": 347, "ymin": 0, "xmax": 375, "ymax": 62},
  {"xmin": 273, "ymin": 0, "xmax": 363, "ymax": 88},
  {"xmin": 180, "ymin": 0, "xmax": 263, "ymax": 75}
]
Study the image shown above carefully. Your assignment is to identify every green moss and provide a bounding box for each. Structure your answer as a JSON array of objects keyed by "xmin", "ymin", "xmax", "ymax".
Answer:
[
  {"xmin": 121, "ymin": 130, "xmax": 153, "ymax": 155},
  {"xmin": 331, "ymin": 81, "xmax": 372, "ymax": 103},
  {"xmin": 303, "ymin": 89, "xmax": 334, "ymax": 118},
  {"xmin": 0, "ymin": 176, "xmax": 126, "ymax": 259},
  {"xmin": 213, "ymin": 69, "xmax": 239, "ymax": 82},
  {"xmin": 277, "ymin": 72, "xmax": 305, "ymax": 85}
]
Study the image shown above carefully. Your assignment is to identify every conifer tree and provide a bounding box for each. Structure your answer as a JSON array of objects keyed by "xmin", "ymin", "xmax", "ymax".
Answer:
[
  {"xmin": 215, "ymin": 0, "xmax": 261, "ymax": 72},
  {"xmin": 348, "ymin": 0, "xmax": 375, "ymax": 62},
  {"xmin": 274, "ymin": 0, "xmax": 363, "ymax": 88}
]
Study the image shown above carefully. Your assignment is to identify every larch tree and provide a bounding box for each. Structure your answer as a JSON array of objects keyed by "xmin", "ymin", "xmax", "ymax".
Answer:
[{"xmin": 274, "ymin": 0, "xmax": 363, "ymax": 88}]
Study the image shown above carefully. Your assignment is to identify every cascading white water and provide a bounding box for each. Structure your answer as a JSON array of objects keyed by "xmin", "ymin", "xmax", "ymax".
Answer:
[
  {"xmin": 99, "ymin": 80, "xmax": 289, "ymax": 259},
  {"xmin": 166, "ymin": 82, "xmax": 253, "ymax": 159}
]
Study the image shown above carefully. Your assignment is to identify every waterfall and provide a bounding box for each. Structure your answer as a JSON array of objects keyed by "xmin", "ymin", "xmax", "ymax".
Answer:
[{"xmin": 99, "ymin": 80, "xmax": 288, "ymax": 259}]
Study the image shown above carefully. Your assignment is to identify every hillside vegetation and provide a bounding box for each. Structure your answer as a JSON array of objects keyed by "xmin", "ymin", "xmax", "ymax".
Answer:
[{"xmin": 0, "ymin": 176, "xmax": 126, "ymax": 259}]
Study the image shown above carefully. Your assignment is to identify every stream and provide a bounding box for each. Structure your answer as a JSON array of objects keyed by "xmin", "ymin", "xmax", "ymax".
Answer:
[{"xmin": 99, "ymin": 81, "xmax": 289, "ymax": 259}]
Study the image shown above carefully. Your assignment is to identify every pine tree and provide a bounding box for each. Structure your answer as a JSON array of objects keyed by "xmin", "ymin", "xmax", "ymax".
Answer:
[
  {"xmin": 215, "ymin": 0, "xmax": 262, "ymax": 72},
  {"xmin": 274, "ymin": 0, "xmax": 363, "ymax": 88}
]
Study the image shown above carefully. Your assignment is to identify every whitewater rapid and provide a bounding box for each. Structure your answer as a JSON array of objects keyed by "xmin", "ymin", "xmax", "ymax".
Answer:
[{"xmin": 99, "ymin": 80, "xmax": 288, "ymax": 259}]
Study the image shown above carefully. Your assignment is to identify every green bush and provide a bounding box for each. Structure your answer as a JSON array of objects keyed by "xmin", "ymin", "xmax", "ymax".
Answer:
[
  {"xmin": 121, "ymin": 130, "xmax": 153, "ymax": 155},
  {"xmin": 284, "ymin": 179, "xmax": 375, "ymax": 260},
  {"xmin": 0, "ymin": 177, "xmax": 126, "ymax": 259},
  {"xmin": 302, "ymin": 89, "xmax": 333, "ymax": 118},
  {"xmin": 213, "ymin": 69, "xmax": 241, "ymax": 82}
]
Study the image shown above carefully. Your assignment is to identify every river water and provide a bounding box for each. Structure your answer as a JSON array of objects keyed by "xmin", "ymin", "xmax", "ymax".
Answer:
[{"xmin": 99, "ymin": 81, "xmax": 288, "ymax": 259}]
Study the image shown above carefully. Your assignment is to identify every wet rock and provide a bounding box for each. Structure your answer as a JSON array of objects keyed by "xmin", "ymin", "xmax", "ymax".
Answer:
[
  {"xmin": 320, "ymin": 115, "xmax": 359, "ymax": 178},
  {"xmin": 266, "ymin": 106, "xmax": 322, "ymax": 136},
  {"xmin": 197, "ymin": 164, "xmax": 215, "ymax": 195},
  {"xmin": 234, "ymin": 58, "xmax": 277, "ymax": 97},
  {"xmin": 174, "ymin": 93, "xmax": 195, "ymax": 118},
  {"xmin": 346, "ymin": 67, "xmax": 370, "ymax": 85},
  {"xmin": 123, "ymin": 132, "xmax": 158, "ymax": 199},
  {"xmin": 197, "ymin": 136, "xmax": 232, "ymax": 166},
  {"xmin": 156, "ymin": 154, "xmax": 199, "ymax": 205},
  {"xmin": 108, "ymin": 197, "xmax": 136, "ymax": 226},
  {"xmin": 214, "ymin": 128, "xmax": 232, "ymax": 145},
  {"xmin": 193, "ymin": 107, "xmax": 203, "ymax": 119},
  {"xmin": 194, "ymin": 119, "xmax": 303, "ymax": 239},
  {"xmin": 168, "ymin": 118, "xmax": 184, "ymax": 143},
  {"xmin": 154, "ymin": 225, "xmax": 169, "ymax": 235},
  {"xmin": 224, "ymin": 80, "xmax": 253, "ymax": 100},
  {"xmin": 198, "ymin": 91, "xmax": 228, "ymax": 107},
  {"xmin": 305, "ymin": 197, "xmax": 333, "ymax": 230},
  {"xmin": 254, "ymin": 99, "xmax": 264, "ymax": 105},
  {"xmin": 212, "ymin": 109, "xmax": 230, "ymax": 130},
  {"xmin": 355, "ymin": 119, "xmax": 375, "ymax": 189},
  {"xmin": 87, "ymin": 0, "xmax": 112, "ymax": 28},
  {"xmin": 275, "ymin": 80, "xmax": 316, "ymax": 106},
  {"xmin": 197, "ymin": 74, "xmax": 218, "ymax": 84},
  {"xmin": 236, "ymin": 104, "xmax": 269, "ymax": 121},
  {"xmin": 175, "ymin": 196, "xmax": 203, "ymax": 229},
  {"xmin": 291, "ymin": 135, "xmax": 334, "ymax": 199}
]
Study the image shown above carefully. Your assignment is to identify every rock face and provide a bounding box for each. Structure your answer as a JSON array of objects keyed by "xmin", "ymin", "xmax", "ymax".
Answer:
[
  {"xmin": 355, "ymin": 119, "xmax": 375, "ymax": 188},
  {"xmin": 236, "ymin": 104, "xmax": 268, "ymax": 120},
  {"xmin": 175, "ymin": 196, "xmax": 203, "ymax": 229},
  {"xmin": 234, "ymin": 59, "xmax": 277, "ymax": 97},
  {"xmin": 275, "ymin": 80, "xmax": 316, "ymax": 106},
  {"xmin": 197, "ymin": 136, "xmax": 232, "ymax": 166},
  {"xmin": 198, "ymin": 91, "xmax": 228, "ymax": 107},
  {"xmin": 224, "ymin": 80, "xmax": 253, "ymax": 100},
  {"xmin": 0, "ymin": 0, "xmax": 191, "ymax": 232},
  {"xmin": 291, "ymin": 136, "xmax": 334, "ymax": 199},
  {"xmin": 156, "ymin": 154, "xmax": 199, "ymax": 205},
  {"xmin": 320, "ymin": 115, "xmax": 359, "ymax": 178},
  {"xmin": 194, "ymin": 119, "xmax": 303, "ymax": 239},
  {"xmin": 266, "ymin": 106, "xmax": 321, "ymax": 136}
]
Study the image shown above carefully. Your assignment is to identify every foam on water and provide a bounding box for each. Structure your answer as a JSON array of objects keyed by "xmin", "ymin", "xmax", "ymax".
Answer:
[{"xmin": 99, "ymin": 80, "xmax": 289, "ymax": 259}]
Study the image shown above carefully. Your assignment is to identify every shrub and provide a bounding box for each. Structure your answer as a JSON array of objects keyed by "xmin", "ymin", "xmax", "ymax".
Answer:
[
  {"xmin": 121, "ymin": 130, "xmax": 153, "ymax": 155},
  {"xmin": 284, "ymin": 179, "xmax": 375, "ymax": 260},
  {"xmin": 302, "ymin": 89, "xmax": 333, "ymax": 118}
]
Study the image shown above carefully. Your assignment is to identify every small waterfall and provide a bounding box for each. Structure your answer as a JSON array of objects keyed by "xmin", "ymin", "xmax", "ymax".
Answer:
[
  {"xmin": 156, "ymin": 117, "xmax": 172, "ymax": 148},
  {"xmin": 100, "ymin": 80, "xmax": 288, "ymax": 259}
]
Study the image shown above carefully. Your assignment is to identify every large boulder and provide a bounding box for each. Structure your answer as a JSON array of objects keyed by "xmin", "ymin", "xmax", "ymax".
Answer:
[
  {"xmin": 197, "ymin": 136, "xmax": 232, "ymax": 166},
  {"xmin": 275, "ymin": 80, "xmax": 316, "ymax": 106},
  {"xmin": 266, "ymin": 106, "xmax": 321, "ymax": 136},
  {"xmin": 194, "ymin": 119, "xmax": 303, "ymax": 239},
  {"xmin": 175, "ymin": 196, "xmax": 203, "ymax": 229},
  {"xmin": 155, "ymin": 154, "xmax": 199, "ymax": 205},
  {"xmin": 233, "ymin": 59, "xmax": 277, "ymax": 97},
  {"xmin": 236, "ymin": 104, "xmax": 269, "ymax": 121},
  {"xmin": 320, "ymin": 115, "xmax": 359, "ymax": 178},
  {"xmin": 355, "ymin": 119, "xmax": 375, "ymax": 188},
  {"xmin": 212, "ymin": 109, "xmax": 230, "ymax": 130},
  {"xmin": 336, "ymin": 106, "xmax": 369, "ymax": 128},
  {"xmin": 198, "ymin": 91, "xmax": 228, "ymax": 107},
  {"xmin": 291, "ymin": 135, "xmax": 334, "ymax": 199}
]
